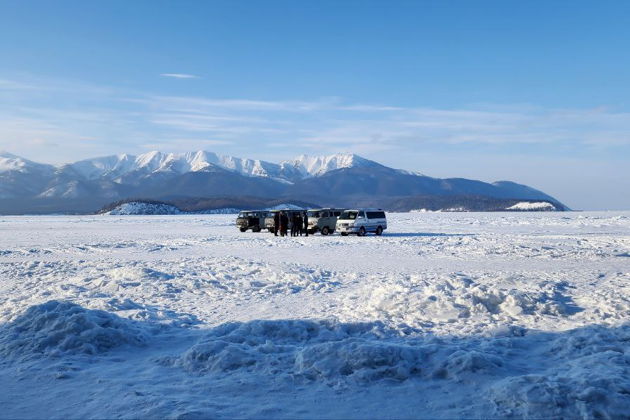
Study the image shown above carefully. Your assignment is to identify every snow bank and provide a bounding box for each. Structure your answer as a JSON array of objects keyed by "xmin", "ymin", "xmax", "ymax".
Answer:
[
  {"xmin": 173, "ymin": 319, "xmax": 630, "ymax": 416},
  {"xmin": 170, "ymin": 319, "xmax": 506, "ymax": 384},
  {"xmin": 506, "ymin": 201, "xmax": 556, "ymax": 211},
  {"xmin": 488, "ymin": 325, "xmax": 630, "ymax": 418},
  {"xmin": 0, "ymin": 301, "xmax": 148, "ymax": 360},
  {"xmin": 345, "ymin": 275, "xmax": 580, "ymax": 334},
  {"xmin": 172, "ymin": 319, "xmax": 429, "ymax": 382}
]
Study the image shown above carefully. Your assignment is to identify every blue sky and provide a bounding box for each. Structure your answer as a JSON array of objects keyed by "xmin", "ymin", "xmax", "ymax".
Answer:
[{"xmin": 1, "ymin": 0, "xmax": 629, "ymax": 209}]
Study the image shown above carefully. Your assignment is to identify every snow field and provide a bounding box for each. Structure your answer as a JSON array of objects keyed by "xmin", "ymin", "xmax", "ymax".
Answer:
[{"xmin": 0, "ymin": 212, "xmax": 629, "ymax": 418}]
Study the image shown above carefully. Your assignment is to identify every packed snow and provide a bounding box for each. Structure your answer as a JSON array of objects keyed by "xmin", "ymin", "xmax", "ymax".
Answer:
[{"xmin": 0, "ymin": 212, "xmax": 629, "ymax": 418}]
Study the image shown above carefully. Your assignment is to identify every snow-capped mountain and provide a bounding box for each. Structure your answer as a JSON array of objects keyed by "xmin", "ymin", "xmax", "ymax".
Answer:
[
  {"xmin": 0, "ymin": 151, "xmax": 54, "ymax": 174},
  {"xmin": 281, "ymin": 154, "xmax": 381, "ymax": 178},
  {"xmin": 62, "ymin": 151, "xmax": 366, "ymax": 183},
  {"xmin": 0, "ymin": 150, "xmax": 568, "ymax": 214}
]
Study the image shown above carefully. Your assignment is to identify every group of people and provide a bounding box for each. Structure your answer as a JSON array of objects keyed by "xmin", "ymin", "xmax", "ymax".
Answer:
[{"xmin": 273, "ymin": 211, "xmax": 309, "ymax": 237}]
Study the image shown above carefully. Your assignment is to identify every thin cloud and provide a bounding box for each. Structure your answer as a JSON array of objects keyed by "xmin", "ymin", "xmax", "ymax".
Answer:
[{"xmin": 160, "ymin": 73, "xmax": 200, "ymax": 79}]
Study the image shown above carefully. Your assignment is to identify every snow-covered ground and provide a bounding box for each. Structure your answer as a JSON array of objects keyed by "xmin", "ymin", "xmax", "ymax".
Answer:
[{"xmin": 0, "ymin": 212, "xmax": 629, "ymax": 418}]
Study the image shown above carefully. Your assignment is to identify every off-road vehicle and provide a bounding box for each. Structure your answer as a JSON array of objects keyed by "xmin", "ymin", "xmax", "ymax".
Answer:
[
  {"xmin": 306, "ymin": 208, "xmax": 345, "ymax": 235},
  {"xmin": 236, "ymin": 210, "xmax": 269, "ymax": 232}
]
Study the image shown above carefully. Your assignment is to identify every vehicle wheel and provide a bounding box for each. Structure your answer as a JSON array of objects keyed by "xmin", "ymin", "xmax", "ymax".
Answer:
[
  {"xmin": 239, "ymin": 227, "xmax": 247, "ymax": 232},
  {"xmin": 321, "ymin": 226, "xmax": 330, "ymax": 236},
  {"xmin": 375, "ymin": 226, "xmax": 383, "ymax": 236},
  {"xmin": 269, "ymin": 228, "xmax": 275, "ymax": 234},
  {"xmin": 358, "ymin": 227, "xmax": 366, "ymax": 237},
  {"xmin": 341, "ymin": 232, "xmax": 348, "ymax": 236},
  {"xmin": 253, "ymin": 226, "xmax": 261, "ymax": 233}
]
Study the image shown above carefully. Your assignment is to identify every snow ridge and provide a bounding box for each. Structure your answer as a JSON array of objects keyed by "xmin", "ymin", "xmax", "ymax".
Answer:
[
  {"xmin": 63, "ymin": 151, "xmax": 376, "ymax": 182},
  {"xmin": 0, "ymin": 151, "xmax": 53, "ymax": 174},
  {"xmin": 282, "ymin": 153, "xmax": 376, "ymax": 177}
]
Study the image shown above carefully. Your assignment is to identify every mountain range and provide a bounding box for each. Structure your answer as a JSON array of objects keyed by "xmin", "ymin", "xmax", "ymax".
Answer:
[{"xmin": 0, "ymin": 151, "xmax": 567, "ymax": 214}]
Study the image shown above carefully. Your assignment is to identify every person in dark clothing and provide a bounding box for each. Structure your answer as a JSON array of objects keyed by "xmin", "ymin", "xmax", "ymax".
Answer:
[
  {"xmin": 273, "ymin": 212, "xmax": 280, "ymax": 236},
  {"xmin": 294, "ymin": 213, "xmax": 302, "ymax": 236},
  {"xmin": 289, "ymin": 213, "xmax": 295, "ymax": 237},
  {"xmin": 291, "ymin": 213, "xmax": 297, "ymax": 236},
  {"xmin": 280, "ymin": 212, "xmax": 289, "ymax": 237},
  {"xmin": 303, "ymin": 211, "xmax": 309, "ymax": 236}
]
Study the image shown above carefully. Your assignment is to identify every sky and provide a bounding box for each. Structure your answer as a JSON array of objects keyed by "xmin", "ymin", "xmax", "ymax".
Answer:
[{"xmin": 1, "ymin": 0, "xmax": 629, "ymax": 210}]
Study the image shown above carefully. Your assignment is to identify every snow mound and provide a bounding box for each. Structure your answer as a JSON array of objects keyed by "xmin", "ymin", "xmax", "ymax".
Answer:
[
  {"xmin": 106, "ymin": 202, "xmax": 182, "ymax": 215},
  {"xmin": 488, "ymin": 325, "xmax": 630, "ymax": 418},
  {"xmin": 345, "ymin": 275, "xmax": 581, "ymax": 332},
  {"xmin": 170, "ymin": 319, "xmax": 512, "ymax": 384},
  {"xmin": 0, "ymin": 301, "xmax": 148, "ymax": 360},
  {"xmin": 172, "ymin": 319, "xmax": 432, "ymax": 382},
  {"xmin": 506, "ymin": 201, "xmax": 556, "ymax": 211}
]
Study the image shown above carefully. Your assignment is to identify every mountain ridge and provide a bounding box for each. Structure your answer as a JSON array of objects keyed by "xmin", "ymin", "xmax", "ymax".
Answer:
[{"xmin": 0, "ymin": 150, "xmax": 569, "ymax": 213}]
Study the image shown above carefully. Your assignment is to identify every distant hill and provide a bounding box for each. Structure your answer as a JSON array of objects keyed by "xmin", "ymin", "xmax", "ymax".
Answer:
[
  {"xmin": 0, "ymin": 150, "xmax": 569, "ymax": 214},
  {"xmin": 99, "ymin": 197, "xmax": 319, "ymax": 215}
]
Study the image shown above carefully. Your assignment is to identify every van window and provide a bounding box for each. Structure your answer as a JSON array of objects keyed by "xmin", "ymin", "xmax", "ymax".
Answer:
[
  {"xmin": 359, "ymin": 211, "xmax": 366, "ymax": 218},
  {"xmin": 334, "ymin": 211, "xmax": 341, "ymax": 217},
  {"xmin": 339, "ymin": 211, "xmax": 358, "ymax": 220},
  {"xmin": 366, "ymin": 211, "xmax": 386, "ymax": 219}
]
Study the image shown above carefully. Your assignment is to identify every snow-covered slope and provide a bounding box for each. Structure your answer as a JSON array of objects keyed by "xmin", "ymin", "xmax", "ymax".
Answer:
[
  {"xmin": 282, "ymin": 153, "xmax": 379, "ymax": 177},
  {"xmin": 67, "ymin": 154, "xmax": 136, "ymax": 180},
  {"xmin": 0, "ymin": 151, "xmax": 54, "ymax": 174},
  {"xmin": 105, "ymin": 202, "xmax": 183, "ymax": 215}
]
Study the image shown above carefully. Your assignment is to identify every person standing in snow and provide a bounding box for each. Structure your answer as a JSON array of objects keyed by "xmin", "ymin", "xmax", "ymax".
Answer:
[
  {"xmin": 303, "ymin": 211, "xmax": 309, "ymax": 236},
  {"xmin": 297, "ymin": 212, "xmax": 304, "ymax": 236},
  {"xmin": 293, "ymin": 213, "xmax": 302, "ymax": 236},
  {"xmin": 290, "ymin": 213, "xmax": 296, "ymax": 236},
  {"xmin": 280, "ymin": 212, "xmax": 289, "ymax": 237},
  {"xmin": 273, "ymin": 211, "xmax": 280, "ymax": 236}
]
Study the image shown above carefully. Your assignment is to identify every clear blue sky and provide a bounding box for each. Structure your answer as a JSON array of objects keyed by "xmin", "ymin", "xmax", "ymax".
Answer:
[{"xmin": 1, "ymin": 0, "xmax": 629, "ymax": 209}]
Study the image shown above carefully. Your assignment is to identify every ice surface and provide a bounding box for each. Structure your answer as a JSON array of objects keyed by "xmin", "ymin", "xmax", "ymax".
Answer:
[{"xmin": 0, "ymin": 212, "xmax": 628, "ymax": 418}]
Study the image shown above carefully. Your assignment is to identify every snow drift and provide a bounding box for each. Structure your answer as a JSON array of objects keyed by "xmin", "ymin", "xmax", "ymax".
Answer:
[
  {"xmin": 170, "ymin": 319, "xmax": 430, "ymax": 382},
  {"xmin": 0, "ymin": 301, "xmax": 148, "ymax": 360}
]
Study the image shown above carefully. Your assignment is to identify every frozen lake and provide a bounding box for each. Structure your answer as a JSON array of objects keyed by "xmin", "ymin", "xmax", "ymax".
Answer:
[{"xmin": 1, "ymin": 212, "xmax": 629, "ymax": 418}]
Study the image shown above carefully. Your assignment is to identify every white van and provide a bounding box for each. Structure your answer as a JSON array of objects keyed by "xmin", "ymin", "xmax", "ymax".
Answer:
[{"xmin": 336, "ymin": 209, "xmax": 387, "ymax": 236}]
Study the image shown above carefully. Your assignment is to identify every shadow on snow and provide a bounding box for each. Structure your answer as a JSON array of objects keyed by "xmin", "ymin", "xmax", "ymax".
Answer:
[{"xmin": 0, "ymin": 300, "xmax": 628, "ymax": 418}]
